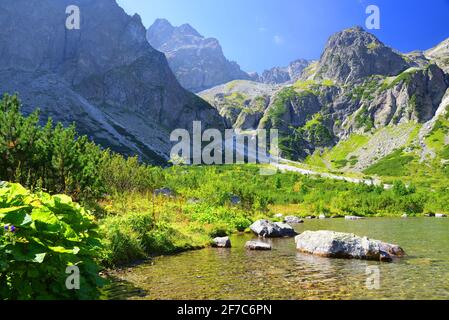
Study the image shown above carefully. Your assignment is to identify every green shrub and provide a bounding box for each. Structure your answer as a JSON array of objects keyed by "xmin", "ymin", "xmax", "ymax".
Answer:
[{"xmin": 0, "ymin": 182, "xmax": 103, "ymax": 300}]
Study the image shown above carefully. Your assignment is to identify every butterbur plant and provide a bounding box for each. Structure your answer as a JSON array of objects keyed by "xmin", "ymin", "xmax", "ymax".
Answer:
[{"xmin": 0, "ymin": 183, "xmax": 104, "ymax": 300}]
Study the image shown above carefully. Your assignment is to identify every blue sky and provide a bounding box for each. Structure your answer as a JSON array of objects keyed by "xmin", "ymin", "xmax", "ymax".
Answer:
[{"xmin": 117, "ymin": 0, "xmax": 449, "ymax": 73}]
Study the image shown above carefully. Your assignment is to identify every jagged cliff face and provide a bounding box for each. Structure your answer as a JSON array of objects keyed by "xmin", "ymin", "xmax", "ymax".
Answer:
[
  {"xmin": 0, "ymin": 0, "xmax": 224, "ymax": 163},
  {"xmin": 255, "ymin": 59, "xmax": 312, "ymax": 85},
  {"xmin": 202, "ymin": 27, "xmax": 449, "ymax": 162},
  {"xmin": 147, "ymin": 19, "xmax": 250, "ymax": 93},
  {"xmin": 311, "ymin": 26, "xmax": 410, "ymax": 84}
]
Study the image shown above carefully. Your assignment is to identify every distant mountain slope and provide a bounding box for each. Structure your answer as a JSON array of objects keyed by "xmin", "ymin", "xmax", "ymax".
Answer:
[
  {"xmin": 147, "ymin": 19, "xmax": 251, "ymax": 93},
  {"xmin": 0, "ymin": 0, "xmax": 224, "ymax": 163},
  {"xmin": 202, "ymin": 27, "xmax": 449, "ymax": 164},
  {"xmin": 252, "ymin": 59, "xmax": 313, "ymax": 85}
]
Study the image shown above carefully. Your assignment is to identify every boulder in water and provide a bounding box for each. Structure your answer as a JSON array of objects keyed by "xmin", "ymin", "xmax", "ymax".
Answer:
[
  {"xmin": 249, "ymin": 220, "xmax": 297, "ymax": 238},
  {"xmin": 345, "ymin": 216, "xmax": 365, "ymax": 220},
  {"xmin": 245, "ymin": 240, "xmax": 272, "ymax": 251},
  {"xmin": 295, "ymin": 230, "xmax": 405, "ymax": 262},
  {"xmin": 283, "ymin": 216, "xmax": 304, "ymax": 224},
  {"xmin": 212, "ymin": 236, "xmax": 231, "ymax": 248}
]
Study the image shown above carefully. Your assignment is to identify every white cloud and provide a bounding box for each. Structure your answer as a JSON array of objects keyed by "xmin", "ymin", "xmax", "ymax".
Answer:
[
  {"xmin": 273, "ymin": 35, "xmax": 284, "ymax": 45},
  {"xmin": 258, "ymin": 27, "xmax": 267, "ymax": 32}
]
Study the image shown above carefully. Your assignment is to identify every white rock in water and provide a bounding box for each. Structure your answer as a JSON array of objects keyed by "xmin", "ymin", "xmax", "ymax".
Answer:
[
  {"xmin": 245, "ymin": 240, "xmax": 272, "ymax": 251},
  {"xmin": 283, "ymin": 216, "xmax": 304, "ymax": 224},
  {"xmin": 436, "ymin": 213, "xmax": 447, "ymax": 218},
  {"xmin": 249, "ymin": 220, "xmax": 297, "ymax": 238},
  {"xmin": 295, "ymin": 230, "xmax": 405, "ymax": 262},
  {"xmin": 212, "ymin": 236, "xmax": 231, "ymax": 248},
  {"xmin": 345, "ymin": 216, "xmax": 365, "ymax": 220}
]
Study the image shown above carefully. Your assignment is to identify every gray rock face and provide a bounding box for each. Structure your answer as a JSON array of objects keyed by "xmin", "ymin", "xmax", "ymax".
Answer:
[
  {"xmin": 249, "ymin": 220, "xmax": 297, "ymax": 238},
  {"xmin": 313, "ymin": 26, "xmax": 410, "ymax": 84},
  {"xmin": 425, "ymin": 37, "xmax": 449, "ymax": 73},
  {"xmin": 245, "ymin": 240, "xmax": 272, "ymax": 251},
  {"xmin": 199, "ymin": 80, "xmax": 279, "ymax": 129},
  {"xmin": 212, "ymin": 237, "xmax": 232, "ymax": 248},
  {"xmin": 0, "ymin": 0, "xmax": 224, "ymax": 163},
  {"xmin": 258, "ymin": 59, "xmax": 312, "ymax": 84},
  {"xmin": 295, "ymin": 230, "xmax": 405, "ymax": 262},
  {"xmin": 147, "ymin": 19, "xmax": 250, "ymax": 92},
  {"xmin": 283, "ymin": 216, "xmax": 304, "ymax": 224}
]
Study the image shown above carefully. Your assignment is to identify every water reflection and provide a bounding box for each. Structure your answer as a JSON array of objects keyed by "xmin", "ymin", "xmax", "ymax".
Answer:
[{"xmin": 103, "ymin": 218, "xmax": 449, "ymax": 300}]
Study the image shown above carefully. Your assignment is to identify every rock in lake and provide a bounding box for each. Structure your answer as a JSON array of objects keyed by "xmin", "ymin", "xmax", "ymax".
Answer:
[
  {"xmin": 436, "ymin": 213, "xmax": 447, "ymax": 218},
  {"xmin": 245, "ymin": 241, "xmax": 272, "ymax": 251},
  {"xmin": 283, "ymin": 216, "xmax": 304, "ymax": 224},
  {"xmin": 345, "ymin": 216, "xmax": 365, "ymax": 220},
  {"xmin": 401, "ymin": 214, "xmax": 408, "ymax": 219},
  {"xmin": 250, "ymin": 220, "xmax": 297, "ymax": 238},
  {"xmin": 319, "ymin": 214, "xmax": 327, "ymax": 220},
  {"xmin": 212, "ymin": 237, "xmax": 231, "ymax": 248},
  {"xmin": 425, "ymin": 213, "xmax": 435, "ymax": 217},
  {"xmin": 295, "ymin": 230, "xmax": 405, "ymax": 262}
]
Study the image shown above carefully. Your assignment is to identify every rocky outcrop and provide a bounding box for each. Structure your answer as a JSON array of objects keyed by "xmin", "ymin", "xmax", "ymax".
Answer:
[
  {"xmin": 199, "ymin": 80, "xmax": 279, "ymax": 129},
  {"xmin": 147, "ymin": 19, "xmax": 250, "ymax": 92},
  {"xmin": 245, "ymin": 240, "xmax": 272, "ymax": 251},
  {"xmin": 0, "ymin": 0, "xmax": 224, "ymax": 163},
  {"xmin": 212, "ymin": 237, "xmax": 232, "ymax": 248},
  {"xmin": 312, "ymin": 26, "xmax": 410, "ymax": 84},
  {"xmin": 295, "ymin": 230, "xmax": 405, "ymax": 262},
  {"xmin": 256, "ymin": 59, "xmax": 312, "ymax": 85},
  {"xmin": 425, "ymin": 37, "xmax": 449, "ymax": 73},
  {"xmin": 249, "ymin": 220, "xmax": 297, "ymax": 238}
]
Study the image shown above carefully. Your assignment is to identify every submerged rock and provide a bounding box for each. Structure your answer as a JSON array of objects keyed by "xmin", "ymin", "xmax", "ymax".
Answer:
[
  {"xmin": 212, "ymin": 237, "xmax": 231, "ymax": 248},
  {"xmin": 245, "ymin": 241, "xmax": 272, "ymax": 251},
  {"xmin": 345, "ymin": 216, "xmax": 365, "ymax": 220},
  {"xmin": 283, "ymin": 216, "xmax": 304, "ymax": 224},
  {"xmin": 249, "ymin": 220, "xmax": 297, "ymax": 238},
  {"xmin": 295, "ymin": 230, "xmax": 405, "ymax": 262}
]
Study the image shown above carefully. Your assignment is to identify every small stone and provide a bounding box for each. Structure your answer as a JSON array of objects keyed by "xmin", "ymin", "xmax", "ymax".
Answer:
[
  {"xmin": 245, "ymin": 241, "xmax": 272, "ymax": 251},
  {"xmin": 212, "ymin": 236, "xmax": 231, "ymax": 248},
  {"xmin": 345, "ymin": 216, "xmax": 365, "ymax": 220},
  {"xmin": 283, "ymin": 216, "xmax": 304, "ymax": 224}
]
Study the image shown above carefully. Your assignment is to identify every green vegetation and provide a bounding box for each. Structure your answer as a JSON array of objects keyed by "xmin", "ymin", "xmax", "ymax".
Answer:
[
  {"xmin": 380, "ymin": 68, "xmax": 419, "ymax": 91},
  {"xmin": 366, "ymin": 42, "xmax": 380, "ymax": 50},
  {"xmin": 364, "ymin": 149, "xmax": 415, "ymax": 176},
  {"xmin": 354, "ymin": 106, "xmax": 375, "ymax": 131},
  {"xmin": 0, "ymin": 183, "xmax": 102, "ymax": 299},
  {"xmin": 2, "ymin": 94, "xmax": 449, "ymax": 299}
]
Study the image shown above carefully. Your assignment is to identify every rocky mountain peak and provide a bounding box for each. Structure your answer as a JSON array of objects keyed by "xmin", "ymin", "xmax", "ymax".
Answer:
[
  {"xmin": 313, "ymin": 26, "xmax": 410, "ymax": 84},
  {"xmin": 147, "ymin": 19, "xmax": 250, "ymax": 92}
]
